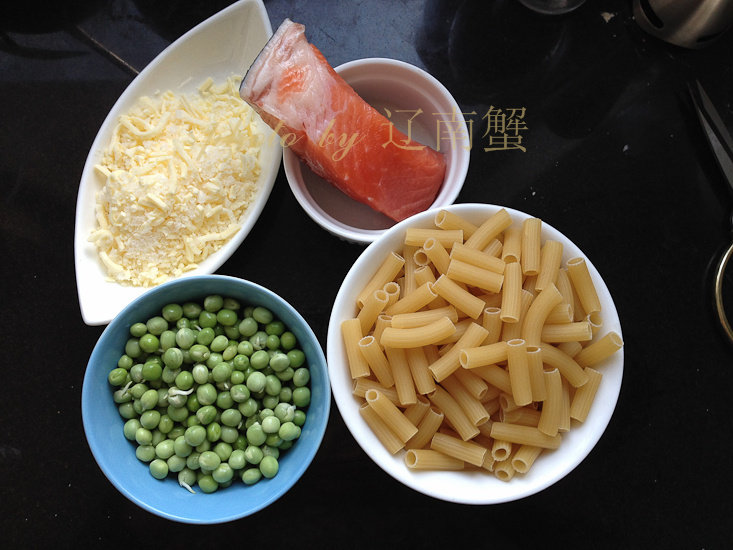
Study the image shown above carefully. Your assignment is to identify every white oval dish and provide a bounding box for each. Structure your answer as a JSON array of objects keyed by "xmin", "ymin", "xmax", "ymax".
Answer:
[
  {"xmin": 283, "ymin": 57, "xmax": 470, "ymax": 245},
  {"xmin": 327, "ymin": 203, "xmax": 624, "ymax": 504},
  {"xmin": 74, "ymin": 0, "xmax": 282, "ymax": 326}
]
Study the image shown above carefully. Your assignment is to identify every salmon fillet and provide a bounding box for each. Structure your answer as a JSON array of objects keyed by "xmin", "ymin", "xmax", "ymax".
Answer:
[{"xmin": 240, "ymin": 19, "xmax": 446, "ymax": 222}]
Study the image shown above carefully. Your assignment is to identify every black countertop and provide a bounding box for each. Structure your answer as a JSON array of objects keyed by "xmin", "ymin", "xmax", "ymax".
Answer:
[{"xmin": 2, "ymin": 0, "xmax": 733, "ymax": 547}]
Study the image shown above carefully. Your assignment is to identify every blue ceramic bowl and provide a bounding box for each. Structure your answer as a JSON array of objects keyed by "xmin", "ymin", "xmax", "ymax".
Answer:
[{"xmin": 82, "ymin": 275, "xmax": 330, "ymax": 523}]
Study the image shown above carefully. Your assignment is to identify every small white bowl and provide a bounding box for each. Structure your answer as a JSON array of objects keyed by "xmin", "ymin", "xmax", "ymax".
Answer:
[
  {"xmin": 327, "ymin": 203, "xmax": 624, "ymax": 504},
  {"xmin": 74, "ymin": 0, "xmax": 282, "ymax": 326},
  {"xmin": 283, "ymin": 58, "xmax": 470, "ymax": 245}
]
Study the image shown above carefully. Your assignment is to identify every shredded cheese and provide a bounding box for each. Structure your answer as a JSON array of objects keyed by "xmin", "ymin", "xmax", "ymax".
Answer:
[{"xmin": 89, "ymin": 75, "xmax": 263, "ymax": 287}]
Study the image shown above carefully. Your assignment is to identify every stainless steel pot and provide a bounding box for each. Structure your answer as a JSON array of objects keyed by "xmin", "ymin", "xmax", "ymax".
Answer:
[{"xmin": 633, "ymin": 0, "xmax": 733, "ymax": 48}]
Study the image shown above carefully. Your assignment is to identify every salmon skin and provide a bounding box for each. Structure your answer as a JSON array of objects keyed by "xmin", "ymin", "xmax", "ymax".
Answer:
[{"xmin": 240, "ymin": 19, "xmax": 446, "ymax": 222}]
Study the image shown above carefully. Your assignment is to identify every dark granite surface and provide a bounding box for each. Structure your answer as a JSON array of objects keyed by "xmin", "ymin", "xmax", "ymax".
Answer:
[{"xmin": 2, "ymin": 0, "xmax": 732, "ymax": 546}]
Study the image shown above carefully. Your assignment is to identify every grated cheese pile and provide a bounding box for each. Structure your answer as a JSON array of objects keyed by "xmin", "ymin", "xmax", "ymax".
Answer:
[{"xmin": 89, "ymin": 75, "xmax": 264, "ymax": 287}]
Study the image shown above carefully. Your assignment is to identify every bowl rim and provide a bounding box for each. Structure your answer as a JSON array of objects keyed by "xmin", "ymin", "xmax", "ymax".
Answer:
[
  {"xmin": 283, "ymin": 56, "xmax": 470, "ymax": 245},
  {"xmin": 326, "ymin": 202, "xmax": 624, "ymax": 504},
  {"xmin": 82, "ymin": 274, "xmax": 331, "ymax": 523}
]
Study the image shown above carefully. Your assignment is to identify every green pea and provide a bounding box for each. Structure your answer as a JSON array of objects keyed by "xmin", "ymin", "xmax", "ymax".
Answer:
[
  {"xmin": 259, "ymin": 455, "xmax": 279, "ymax": 479},
  {"xmin": 148, "ymin": 458, "xmax": 168, "ymax": 479},
  {"xmin": 220, "ymin": 426, "xmax": 239, "ymax": 444},
  {"xmin": 250, "ymin": 332, "xmax": 268, "ymax": 351},
  {"xmin": 130, "ymin": 322, "xmax": 148, "ymax": 338},
  {"xmin": 237, "ymin": 340, "xmax": 254, "ymax": 356},
  {"xmin": 136, "ymin": 445, "xmax": 156, "ymax": 463},
  {"xmin": 186, "ymin": 394, "xmax": 201, "ymax": 413},
  {"xmin": 158, "ymin": 414, "xmax": 173, "ymax": 434},
  {"xmin": 234, "ymin": 435, "xmax": 248, "ymax": 451},
  {"xmin": 175, "ymin": 328, "xmax": 196, "ymax": 350},
  {"xmin": 108, "ymin": 367, "xmax": 128, "ymax": 386},
  {"xmin": 230, "ymin": 370, "xmax": 245, "ymax": 385},
  {"xmin": 169, "ymin": 426, "xmax": 185, "ymax": 440},
  {"xmin": 293, "ymin": 410, "xmax": 307, "ymax": 427},
  {"xmin": 222, "ymin": 344, "xmax": 238, "ymax": 361},
  {"xmin": 252, "ymin": 306, "xmax": 274, "ymax": 325},
  {"xmin": 228, "ymin": 449, "xmax": 246, "ymax": 470},
  {"xmin": 279, "ymin": 421, "xmax": 301, "ymax": 441},
  {"xmin": 261, "ymin": 415, "xmax": 281, "ymax": 434},
  {"xmin": 279, "ymin": 387, "xmax": 293, "ymax": 403},
  {"xmin": 199, "ymin": 450, "xmax": 221, "ymax": 472},
  {"xmin": 279, "ymin": 440, "xmax": 293, "ymax": 451},
  {"xmin": 269, "ymin": 352, "xmax": 290, "ymax": 373},
  {"xmin": 196, "ymin": 404, "xmax": 217, "ymax": 425},
  {"xmin": 244, "ymin": 445, "xmax": 263, "ymax": 465},
  {"xmin": 184, "ymin": 425, "xmax": 207, "ymax": 447},
  {"xmin": 140, "ymin": 410, "xmax": 161, "ymax": 430},
  {"xmin": 187, "ymin": 415, "xmax": 201, "ymax": 428},
  {"xmin": 189, "ymin": 344, "xmax": 211, "ymax": 363},
  {"xmin": 182, "ymin": 302, "xmax": 202, "ymax": 319},
  {"xmin": 231, "ymin": 384, "xmax": 250, "ymax": 403},
  {"xmin": 266, "ymin": 334, "xmax": 280, "ymax": 350},
  {"xmin": 246, "ymin": 371, "xmax": 267, "ymax": 393},
  {"xmin": 161, "ymin": 366, "xmax": 179, "ymax": 385},
  {"xmin": 212, "ymin": 362, "xmax": 232, "ymax": 383},
  {"xmin": 176, "ymin": 318, "xmax": 191, "ymax": 330},
  {"xmin": 162, "ymin": 303, "xmax": 183, "ymax": 322},
  {"xmin": 125, "ymin": 338, "xmax": 143, "ymax": 359},
  {"xmin": 174, "ymin": 371, "xmax": 193, "ymax": 392},
  {"xmin": 135, "ymin": 427, "xmax": 153, "ymax": 446},
  {"xmin": 280, "ymin": 331, "xmax": 297, "ymax": 351},
  {"xmin": 191, "ymin": 364, "xmax": 208, "ymax": 385},
  {"xmin": 216, "ymin": 391, "xmax": 234, "ymax": 410},
  {"xmin": 162, "ymin": 347, "xmax": 183, "ymax": 369},
  {"xmin": 159, "ymin": 330, "xmax": 177, "ymax": 351},
  {"xmin": 276, "ymin": 367, "xmax": 294, "ymax": 383},
  {"xmin": 174, "ymin": 436, "xmax": 193, "ymax": 458},
  {"xmin": 113, "ymin": 387, "xmax": 132, "ymax": 404},
  {"xmin": 203, "ymin": 294, "xmax": 224, "ymax": 312},
  {"xmin": 292, "ymin": 387, "xmax": 311, "ymax": 407},
  {"xmin": 196, "ymin": 383, "xmax": 217, "ymax": 406},
  {"xmin": 293, "ymin": 367, "xmax": 310, "ymax": 387},
  {"xmin": 129, "ymin": 364, "xmax": 144, "ymax": 383},
  {"xmin": 232, "ymin": 354, "xmax": 250, "ymax": 372},
  {"xmin": 195, "ymin": 327, "xmax": 214, "ymax": 346},
  {"xmin": 264, "ymin": 374, "xmax": 282, "ymax": 397},
  {"xmin": 155, "ymin": 439, "xmax": 175, "ymax": 460},
  {"xmin": 167, "ymin": 404, "xmax": 188, "ymax": 423},
  {"xmin": 262, "ymin": 443, "xmax": 280, "ymax": 458},
  {"xmin": 141, "ymin": 362, "xmax": 162, "ymax": 382},
  {"xmin": 241, "ymin": 468, "xmax": 262, "ymax": 485},
  {"xmin": 212, "ymin": 463, "xmax": 233, "ymax": 484},
  {"xmin": 274, "ymin": 402, "xmax": 295, "ymax": 423},
  {"xmin": 167, "ymin": 454, "xmax": 187, "ymax": 473},
  {"xmin": 146, "ymin": 316, "xmax": 168, "ymax": 336},
  {"xmin": 140, "ymin": 389, "xmax": 159, "ymax": 411},
  {"xmin": 123, "ymin": 419, "xmax": 141, "ymax": 440},
  {"xmin": 250, "ymin": 350, "xmax": 269, "ymax": 370},
  {"xmin": 198, "ymin": 474, "xmax": 219, "ymax": 493},
  {"xmin": 238, "ymin": 317, "xmax": 258, "ymax": 338},
  {"xmin": 213, "ymin": 441, "xmax": 233, "ymax": 462},
  {"xmin": 206, "ymin": 422, "xmax": 222, "ymax": 443},
  {"xmin": 220, "ymin": 408, "xmax": 242, "ymax": 428},
  {"xmin": 199, "ymin": 310, "xmax": 218, "ymax": 328},
  {"xmin": 287, "ymin": 349, "xmax": 306, "ymax": 368},
  {"xmin": 262, "ymin": 395, "xmax": 279, "ymax": 410},
  {"xmin": 246, "ymin": 422, "xmax": 266, "ymax": 446},
  {"xmin": 216, "ymin": 309, "xmax": 238, "ymax": 327},
  {"xmin": 186, "ymin": 452, "xmax": 201, "ymax": 471},
  {"xmin": 117, "ymin": 354, "xmax": 134, "ymax": 370}
]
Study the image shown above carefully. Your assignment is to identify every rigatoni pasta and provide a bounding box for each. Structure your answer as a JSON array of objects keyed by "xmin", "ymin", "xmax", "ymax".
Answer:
[{"xmin": 341, "ymin": 208, "xmax": 623, "ymax": 481}]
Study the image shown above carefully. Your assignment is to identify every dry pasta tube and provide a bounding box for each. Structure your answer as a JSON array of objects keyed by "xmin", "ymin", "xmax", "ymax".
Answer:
[
  {"xmin": 447, "ymin": 258, "xmax": 504, "ymax": 293},
  {"xmin": 385, "ymin": 281, "xmax": 437, "ymax": 316},
  {"xmin": 413, "ymin": 248, "xmax": 429, "ymax": 267},
  {"xmin": 520, "ymin": 283, "xmax": 564, "ymax": 347},
  {"xmin": 405, "ymin": 449, "xmax": 465, "ymax": 470},
  {"xmin": 423, "ymin": 237, "xmax": 452, "ymax": 274},
  {"xmin": 372, "ymin": 314, "xmax": 392, "ymax": 344},
  {"xmin": 521, "ymin": 218, "xmax": 542, "ymax": 276},
  {"xmin": 570, "ymin": 367, "xmax": 603, "ymax": 422},
  {"xmin": 414, "ymin": 264, "xmax": 436, "ymax": 286},
  {"xmin": 538, "ymin": 369, "xmax": 562, "ymax": 437},
  {"xmin": 401, "ymin": 245, "xmax": 418, "ymax": 296},
  {"xmin": 459, "ymin": 341, "xmax": 509, "ymax": 369},
  {"xmin": 481, "ymin": 307, "xmax": 503, "ymax": 344},
  {"xmin": 464, "ymin": 208, "xmax": 512, "ymax": 250},
  {"xmin": 383, "ymin": 281, "xmax": 401, "ymax": 307},
  {"xmin": 380, "ymin": 317, "xmax": 456, "ymax": 349},
  {"xmin": 357, "ymin": 289, "xmax": 389, "ymax": 335},
  {"xmin": 541, "ymin": 344, "xmax": 589, "ymax": 388},
  {"xmin": 451, "ymin": 367, "xmax": 489, "ymax": 401},
  {"xmin": 434, "ymin": 209, "xmax": 478, "ymax": 238},
  {"xmin": 405, "ymin": 346, "xmax": 436, "ymax": 395},
  {"xmin": 450, "ymin": 242, "xmax": 506, "ymax": 274},
  {"xmin": 501, "ymin": 405, "xmax": 541, "ymax": 427},
  {"xmin": 559, "ymin": 377, "xmax": 571, "ymax": 433},
  {"xmin": 471, "ymin": 365, "xmax": 512, "ymax": 395},
  {"xmin": 359, "ymin": 402, "xmax": 404, "ymax": 455},
  {"xmin": 501, "ymin": 290, "xmax": 534, "ymax": 341},
  {"xmin": 490, "ymin": 422, "xmax": 562, "ymax": 449},
  {"xmin": 358, "ymin": 336, "xmax": 395, "ymax": 388},
  {"xmin": 545, "ymin": 302, "xmax": 573, "ymax": 324},
  {"xmin": 430, "ymin": 432, "xmax": 487, "ymax": 467},
  {"xmin": 403, "ymin": 395, "xmax": 431, "ymax": 425},
  {"xmin": 405, "ymin": 406, "xmax": 444, "ymax": 449},
  {"xmin": 557, "ymin": 340, "xmax": 583, "ymax": 358},
  {"xmin": 357, "ymin": 251, "xmax": 404, "ymax": 308},
  {"xmin": 441, "ymin": 375, "xmax": 490, "ymax": 426},
  {"xmin": 506, "ymin": 338, "xmax": 532, "ymax": 406},
  {"xmin": 385, "ymin": 346, "xmax": 417, "ymax": 406},
  {"xmin": 391, "ymin": 305, "xmax": 458, "ymax": 329},
  {"xmin": 540, "ymin": 321, "xmax": 593, "ymax": 343},
  {"xmin": 535, "ymin": 239, "xmax": 563, "ymax": 291},
  {"xmin": 353, "ymin": 378, "xmax": 399, "ymax": 405},
  {"xmin": 587, "ymin": 311, "xmax": 603, "ymax": 335},
  {"xmin": 502, "ymin": 226, "xmax": 521, "ymax": 263},
  {"xmin": 341, "ymin": 318, "xmax": 371, "ymax": 379},
  {"xmin": 491, "ymin": 438, "xmax": 512, "ymax": 462},
  {"xmin": 511, "ymin": 445, "xmax": 543, "ymax": 474},
  {"xmin": 429, "ymin": 386, "xmax": 479, "ymax": 441},
  {"xmin": 566, "ymin": 257, "xmax": 601, "ymax": 315},
  {"xmin": 429, "ymin": 321, "xmax": 489, "ymax": 382},
  {"xmin": 526, "ymin": 345, "xmax": 547, "ymax": 402},
  {"xmin": 555, "ymin": 268, "xmax": 575, "ymax": 317},
  {"xmin": 365, "ymin": 389, "xmax": 418, "ymax": 444},
  {"xmin": 493, "ymin": 455, "xmax": 516, "ymax": 482},
  {"xmin": 483, "ymin": 238, "xmax": 503, "ymax": 258},
  {"xmin": 404, "ymin": 228, "xmax": 463, "ymax": 248},
  {"xmin": 574, "ymin": 331, "xmax": 623, "ymax": 367},
  {"xmin": 500, "ymin": 262, "xmax": 523, "ymax": 323},
  {"xmin": 432, "ymin": 274, "xmax": 486, "ymax": 319}
]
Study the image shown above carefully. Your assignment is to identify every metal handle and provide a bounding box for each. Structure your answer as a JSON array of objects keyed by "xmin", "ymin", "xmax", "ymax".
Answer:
[{"xmin": 714, "ymin": 240, "xmax": 733, "ymax": 344}]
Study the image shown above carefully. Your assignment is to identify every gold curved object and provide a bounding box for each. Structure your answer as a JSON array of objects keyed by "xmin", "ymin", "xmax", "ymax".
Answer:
[{"xmin": 714, "ymin": 241, "xmax": 733, "ymax": 344}]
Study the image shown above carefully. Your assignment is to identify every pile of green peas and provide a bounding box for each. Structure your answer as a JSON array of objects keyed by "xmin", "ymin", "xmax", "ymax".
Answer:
[{"xmin": 107, "ymin": 295, "xmax": 311, "ymax": 494}]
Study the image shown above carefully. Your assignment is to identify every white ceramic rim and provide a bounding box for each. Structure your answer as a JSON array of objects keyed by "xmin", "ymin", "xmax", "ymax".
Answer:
[
  {"xmin": 283, "ymin": 57, "xmax": 469, "ymax": 245},
  {"xmin": 326, "ymin": 203, "xmax": 624, "ymax": 504}
]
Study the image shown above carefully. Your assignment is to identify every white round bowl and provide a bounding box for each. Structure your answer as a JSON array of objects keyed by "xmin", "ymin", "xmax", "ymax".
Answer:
[
  {"xmin": 326, "ymin": 203, "xmax": 624, "ymax": 504},
  {"xmin": 283, "ymin": 58, "xmax": 470, "ymax": 245}
]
